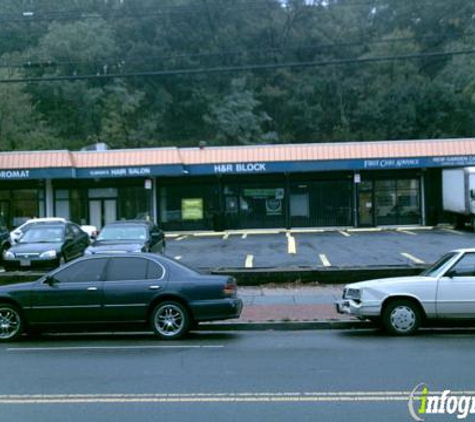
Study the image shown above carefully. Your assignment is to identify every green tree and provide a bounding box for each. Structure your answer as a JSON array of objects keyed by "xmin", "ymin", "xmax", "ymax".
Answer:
[{"xmin": 204, "ymin": 78, "xmax": 277, "ymax": 145}]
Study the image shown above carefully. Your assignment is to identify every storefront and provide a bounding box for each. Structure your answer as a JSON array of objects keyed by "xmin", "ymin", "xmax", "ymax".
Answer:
[{"xmin": 0, "ymin": 139, "xmax": 474, "ymax": 230}]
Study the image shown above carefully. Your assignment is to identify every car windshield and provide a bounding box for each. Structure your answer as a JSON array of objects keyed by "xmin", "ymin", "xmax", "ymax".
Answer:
[
  {"xmin": 97, "ymin": 225, "xmax": 147, "ymax": 241},
  {"xmin": 19, "ymin": 227, "xmax": 65, "ymax": 243},
  {"xmin": 421, "ymin": 252, "xmax": 458, "ymax": 277}
]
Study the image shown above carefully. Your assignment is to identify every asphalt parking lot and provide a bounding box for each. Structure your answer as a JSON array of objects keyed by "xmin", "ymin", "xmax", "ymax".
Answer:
[{"xmin": 166, "ymin": 227, "xmax": 475, "ymax": 269}]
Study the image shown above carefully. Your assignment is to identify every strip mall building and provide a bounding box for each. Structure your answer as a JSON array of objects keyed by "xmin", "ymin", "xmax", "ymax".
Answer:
[{"xmin": 1, "ymin": 138, "xmax": 474, "ymax": 231}]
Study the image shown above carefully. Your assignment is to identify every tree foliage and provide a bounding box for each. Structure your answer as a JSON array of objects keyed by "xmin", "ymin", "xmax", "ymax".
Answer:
[{"xmin": 0, "ymin": 0, "xmax": 474, "ymax": 151}]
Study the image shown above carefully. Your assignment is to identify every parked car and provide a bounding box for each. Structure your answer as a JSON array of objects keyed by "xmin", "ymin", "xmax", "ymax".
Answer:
[
  {"xmin": 10, "ymin": 217, "xmax": 68, "ymax": 245},
  {"xmin": 80, "ymin": 225, "xmax": 98, "ymax": 240},
  {"xmin": 336, "ymin": 248, "xmax": 475, "ymax": 335},
  {"xmin": 3, "ymin": 223, "xmax": 90, "ymax": 271},
  {"xmin": 0, "ymin": 216, "xmax": 10, "ymax": 262},
  {"xmin": 85, "ymin": 220, "xmax": 165, "ymax": 255},
  {"xmin": 0, "ymin": 253, "xmax": 242, "ymax": 341}
]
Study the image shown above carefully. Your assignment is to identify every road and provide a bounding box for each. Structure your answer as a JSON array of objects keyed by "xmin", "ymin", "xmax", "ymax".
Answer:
[{"xmin": 2, "ymin": 329, "xmax": 475, "ymax": 422}]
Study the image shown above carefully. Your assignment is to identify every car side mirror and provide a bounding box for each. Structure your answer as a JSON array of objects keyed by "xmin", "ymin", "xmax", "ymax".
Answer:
[
  {"xmin": 45, "ymin": 275, "xmax": 58, "ymax": 286},
  {"xmin": 445, "ymin": 270, "xmax": 457, "ymax": 278}
]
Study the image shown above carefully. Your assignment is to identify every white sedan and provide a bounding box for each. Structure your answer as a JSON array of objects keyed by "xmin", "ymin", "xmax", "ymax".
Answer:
[{"xmin": 336, "ymin": 248, "xmax": 475, "ymax": 335}]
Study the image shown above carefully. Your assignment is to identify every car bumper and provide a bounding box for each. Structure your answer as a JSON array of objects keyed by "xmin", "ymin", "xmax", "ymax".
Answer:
[
  {"xmin": 191, "ymin": 298, "xmax": 243, "ymax": 322},
  {"xmin": 335, "ymin": 299, "xmax": 381, "ymax": 319},
  {"xmin": 3, "ymin": 257, "xmax": 60, "ymax": 271}
]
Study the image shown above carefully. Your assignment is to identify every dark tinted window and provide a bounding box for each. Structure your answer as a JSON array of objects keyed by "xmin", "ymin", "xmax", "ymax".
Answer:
[
  {"xmin": 147, "ymin": 261, "xmax": 164, "ymax": 279},
  {"xmin": 54, "ymin": 259, "xmax": 107, "ymax": 283},
  {"xmin": 106, "ymin": 257, "xmax": 148, "ymax": 281}
]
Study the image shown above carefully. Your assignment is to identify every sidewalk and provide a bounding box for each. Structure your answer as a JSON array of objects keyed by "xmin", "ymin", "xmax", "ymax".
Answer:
[{"xmin": 237, "ymin": 284, "xmax": 351, "ymax": 322}]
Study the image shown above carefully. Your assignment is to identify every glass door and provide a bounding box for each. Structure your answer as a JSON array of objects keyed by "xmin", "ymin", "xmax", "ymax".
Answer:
[
  {"xmin": 358, "ymin": 181, "xmax": 374, "ymax": 227},
  {"xmin": 89, "ymin": 199, "xmax": 117, "ymax": 229}
]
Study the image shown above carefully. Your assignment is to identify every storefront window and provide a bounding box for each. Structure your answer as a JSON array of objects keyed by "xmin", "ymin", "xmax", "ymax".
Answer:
[
  {"xmin": 374, "ymin": 179, "xmax": 420, "ymax": 225},
  {"xmin": 118, "ymin": 186, "xmax": 149, "ymax": 220},
  {"xmin": 10, "ymin": 189, "xmax": 44, "ymax": 227},
  {"xmin": 159, "ymin": 184, "xmax": 219, "ymax": 230},
  {"xmin": 291, "ymin": 180, "xmax": 353, "ymax": 227}
]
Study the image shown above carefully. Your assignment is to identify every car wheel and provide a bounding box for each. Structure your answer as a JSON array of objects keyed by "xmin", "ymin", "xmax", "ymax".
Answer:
[
  {"xmin": 151, "ymin": 301, "xmax": 190, "ymax": 340},
  {"xmin": 0, "ymin": 304, "xmax": 24, "ymax": 341},
  {"xmin": 382, "ymin": 299, "xmax": 421, "ymax": 336}
]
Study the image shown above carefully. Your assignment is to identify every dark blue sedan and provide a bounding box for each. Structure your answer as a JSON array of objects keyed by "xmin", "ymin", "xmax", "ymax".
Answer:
[{"xmin": 0, "ymin": 253, "xmax": 242, "ymax": 341}]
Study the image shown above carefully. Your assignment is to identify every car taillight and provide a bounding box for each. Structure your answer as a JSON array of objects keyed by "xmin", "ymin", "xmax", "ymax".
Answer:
[{"xmin": 223, "ymin": 278, "xmax": 237, "ymax": 296}]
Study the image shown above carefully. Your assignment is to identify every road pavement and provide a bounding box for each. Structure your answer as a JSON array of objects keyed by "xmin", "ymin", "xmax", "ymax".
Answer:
[{"xmin": 2, "ymin": 330, "xmax": 475, "ymax": 422}]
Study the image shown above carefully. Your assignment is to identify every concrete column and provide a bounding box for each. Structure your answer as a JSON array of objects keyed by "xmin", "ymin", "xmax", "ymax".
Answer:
[
  {"xmin": 45, "ymin": 179, "xmax": 54, "ymax": 217},
  {"xmin": 152, "ymin": 177, "xmax": 158, "ymax": 224},
  {"xmin": 420, "ymin": 172, "xmax": 426, "ymax": 226}
]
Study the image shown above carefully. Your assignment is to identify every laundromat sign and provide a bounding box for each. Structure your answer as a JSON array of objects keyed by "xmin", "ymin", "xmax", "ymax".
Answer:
[{"xmin": 0, "ymin": 170, "xmax": 30, "ymax": 179}]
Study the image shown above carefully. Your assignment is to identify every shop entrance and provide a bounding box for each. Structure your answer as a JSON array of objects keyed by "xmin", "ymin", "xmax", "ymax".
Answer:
[
  {"xmin": 89, "ymin": 199, "xmax": 117, "ymax": 229},
  {"xmin": 88, "ymin": 188, "xmax": 118, "ymax": 229},
  {"xmin": 358, "ymin": 181, "xmax": 374, "ymax": 226}
]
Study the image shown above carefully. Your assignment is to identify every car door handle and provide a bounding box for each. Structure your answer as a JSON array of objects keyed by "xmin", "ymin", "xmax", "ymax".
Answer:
[
  {"xmin": 87, "ymin": 287, "xmax": 98, "ymax": 291},
  {"xmin": 149, "ymin": 285, "xmax": 161, "ymax": 290}
]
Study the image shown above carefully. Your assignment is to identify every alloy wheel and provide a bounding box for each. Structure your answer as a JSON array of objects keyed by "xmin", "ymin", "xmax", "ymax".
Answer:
[
  {"xmin": 0, "ymin": 306, "xmax": 22, "ymax": 341},
  {"xmin": 152, "ymin": 302, "xmax": 189, "ymax": 339}
]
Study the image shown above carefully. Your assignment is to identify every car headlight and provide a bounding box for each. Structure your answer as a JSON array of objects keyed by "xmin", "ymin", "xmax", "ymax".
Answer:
[
  {"xmin": 39, "ymin": 250, "xmax": 57, "ymax": 259},
  {"xmin": 3, "ymin": 250, "xmax": 15, "ymax": 259},
  {"xmin": 343, "ymin": 288, "xmax": 361, "ymax": 300}
]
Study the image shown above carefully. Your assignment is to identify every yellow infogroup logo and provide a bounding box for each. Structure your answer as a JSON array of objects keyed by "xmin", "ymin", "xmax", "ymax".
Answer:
[{"xmin": 408, "ymin": 383, "xmax": 475, "ymax": 421}]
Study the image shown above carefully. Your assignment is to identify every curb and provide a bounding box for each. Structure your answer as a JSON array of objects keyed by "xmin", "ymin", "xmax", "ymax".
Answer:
[{"xmin": 197, "ymin": 320, "xmax": 376, "ymax": 331}]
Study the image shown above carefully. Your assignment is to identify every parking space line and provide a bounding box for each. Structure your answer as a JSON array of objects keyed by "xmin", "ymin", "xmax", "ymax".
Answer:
[
  {"xmin": 174, "ymin": 256, "xmax": 182, "ymax": 260},
  {"xmin": 400, "ymin": 252, "xmax": 425, "ymax": 264},
  {"xmin": 245, "ymin": 254, "xmax": 254, "ymax": 268},
  {"xmin": 338, "ymin": 231, "xmax": 350, "ymax": 237},
  {"xmin": 287, "ymin": 233, "xmax": 297, "ymax": 254},
  {"xmin": 442, "ymin": 228, "xmax": 465, "ymax": 235},
  {"xmin": 319, "ymin": 254, "xmax": 331, "ymax": 267},
  {"xmin": 241, "ymin": 233, "xmax": 248, "ymax": 239},
  {"xmin": 397, "ymin": 230, "xmax": 417, "ymax": 236},
  {"xmin": 175, "ymin": 236, "xmax": 188, "ymax": 241}
]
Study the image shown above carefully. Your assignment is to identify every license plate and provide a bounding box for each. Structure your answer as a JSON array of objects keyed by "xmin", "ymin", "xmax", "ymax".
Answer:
[{"xmin": 20, "ymin": 259, "xmax": 31, "ymax": 267}]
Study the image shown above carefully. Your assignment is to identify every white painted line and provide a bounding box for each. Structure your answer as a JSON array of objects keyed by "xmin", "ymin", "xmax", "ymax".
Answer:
[
  {"xmin": 193, "ymin": 232, "xmax": 225, "ymax": 237},
  {"xmin": 223, "ymin": 233, "xmax": 230, "ymax": 240},
  {"xmin": 175, "ymin": 236, "xmax": 188, "ymax": 241},
  {"xmin": 319, "ymin": 254, "xmax": 331, "ymax": 267},
  {"xmin": 165, "ymin": 234, "xmax": 179, "ymax": 238},
  {"xmin": 287, "ymin": 234, "xmax": 296, "ymax": 254},
  {"xmin": 347, "ymin": 228, "xmax": 382, "ymax": 232},
  {"xmin": 241, "ymin": 233, "xmax": 248, "ymax": 239},
  {"xmin": 245, "ymin": 230, "xmax": 281, "ymax": 235},
  {"xmin": 174, "ymin": 256, "xmax": 182, "ymax": 260},
  {"xmin": 8, "ymin": 345, "xmax": 224, "ymax": 352},
  {"xmin": 338, "ymin": 231, "xmax": 350, "ymax": 237},
  {"xmin": 397, "ymin": 230, "xmax": 417, "ymax": 236},
  {"xmin": 442, "ymin": 228, "xmax": 464, "ymax": 235},
  {"xmin": 400, "ymin": 252, "xmax": 425, "ymax": 264},
  {"xmin": 289, "ymin": 228, "xmax": 325, "ymax": 234},
  {"xmin": 245, "ymin": 254, "xmax": 254, "ymax": 268},
  {"xmin": 0, "ymin": 390, "xmax": 439, "ymax": 405}
]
